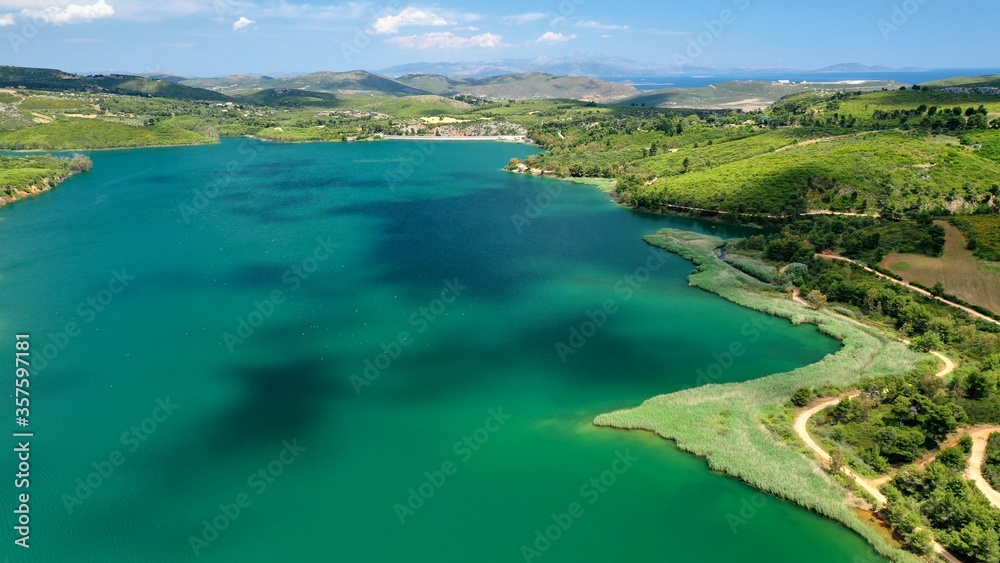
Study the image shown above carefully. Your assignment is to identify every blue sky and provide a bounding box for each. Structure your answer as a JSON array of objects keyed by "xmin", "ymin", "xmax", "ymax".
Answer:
[{"xmin": 0, "ymin": 0, "xmax": 996, "ymax": 76}]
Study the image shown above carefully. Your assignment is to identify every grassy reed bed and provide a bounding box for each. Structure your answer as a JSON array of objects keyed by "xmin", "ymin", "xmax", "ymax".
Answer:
[{"xmin": 595, "ymin": 229, "xmax": 923, "ymax": 562}]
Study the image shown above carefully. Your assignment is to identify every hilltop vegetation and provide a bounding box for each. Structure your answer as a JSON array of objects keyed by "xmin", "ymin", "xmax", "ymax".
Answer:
[
  {"xmin": 510, "ymin": 79, "xmax": 1000, "ymax": 219},
  {"xmin": 0, "ymin": 66, "xmax": 228, "ymax": 101},
  {"xmin": 0, "ymin": 120, "xmax": 214, "ymax": 150},
  {"xmin": 234, "ymin": 89, "xmax": 340, "ymax": 108}
]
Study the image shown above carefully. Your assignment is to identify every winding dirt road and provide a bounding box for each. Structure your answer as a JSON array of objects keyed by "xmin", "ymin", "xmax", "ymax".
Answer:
[
  {"xmin": 965, "ymin": 426, "xmax": 1000, "ymax": 510},
  {"xmin": 790, "ymin": 299, "xmax": 962, "ymax": 562},
  {"xmin": 794, "ymin": 396, "xmax": 888, "ymax": 504},
  {"xmin": 793, "ymin": 350, "xmax": 956, "ymax": 503}
]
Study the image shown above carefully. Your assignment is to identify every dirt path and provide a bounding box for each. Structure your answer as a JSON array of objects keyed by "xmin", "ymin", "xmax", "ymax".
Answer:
[
  {"xmin": 774, "ymin": 134, "xmax": 852, "ymax": 153},
  {"xmin": 793, "ymin": 395, "xmax": 888, "ymax": 504},
  {"xmin": 817, "ymin": 253, "xmax": 1000, "ymax": 327},
  {"xmin": 789, "ymin": 298, "xmax": 962, "ymax": 561},
  {"xmin": 965, "ymin": 426, "xmax": 1000, "ymax": 510},
  {"xmin": 792, "ymin": 345, "xmax": 955, "ymax": 506}
]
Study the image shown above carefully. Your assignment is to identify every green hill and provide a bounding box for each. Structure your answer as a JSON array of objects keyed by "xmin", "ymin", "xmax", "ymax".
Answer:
[
  {"xmin": 925, "ymin": 75, "xmax": 1000, "ymax": 88},
  {"xmin": 619, "ymin": 130, "xmax": 1000, "ymax": 216},
  {"xmin": 396, "ymin": 72, "xmax": 639, "ymax": 101},
  {"xmin": 0, "ymin": 120, "xmax": 215, "ymax": 150},
  {"xmin": 0, "ymin": 66, "xmax": 230, "ymax": 102},
  {"xmin": 183, "ymin": 71, "xmax": 427, "ymax": 97},
  {"xmin": 235, "ymin": 89, "xmax": 340, "ymax": 107}
]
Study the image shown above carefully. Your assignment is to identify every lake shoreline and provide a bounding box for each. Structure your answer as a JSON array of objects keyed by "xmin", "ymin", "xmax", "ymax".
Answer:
[{"xmin": 594, "ymin": 229, "xmax": 923, "ymax": 563}]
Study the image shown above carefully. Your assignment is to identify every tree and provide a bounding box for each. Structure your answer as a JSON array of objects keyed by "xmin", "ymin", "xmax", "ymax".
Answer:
[
  {"xmin": 937, "ymin": 446, "xmax": 965, "ymax": 471},
  {"xmin": 829, "ymin": 447, "xmax": 846, "ymax": 474},
  {"xmin": 965, "ymin": 371, "xmax": 995, "ymax": 400},
  {"xmin": 959, "ymin": 435, "xmax": 973, "ymax": 454},
  {"xmin": 805, "ymin": 290, "xmax": 828, "ymax": 310},
  {"xmin": 910, "ymin": 333, "xmax": 943, "ymax": 353},
  {"xmin": 931, "ymin": 282, "xmax": 946, "ymax": 297},
  {"xmin": 968, "ymin": 113, "xmax": 990, "ymax": 130},
  {"xmin": 790, "ymin": 387, "xmax": 814, "ymax": 407},
  {"xmin": 68, "ymin": 155, "xmax": 93, "ymax": 172},
  {"xmin": 831, "ymin": 397, "xmax": 860, "ymax": 423}
]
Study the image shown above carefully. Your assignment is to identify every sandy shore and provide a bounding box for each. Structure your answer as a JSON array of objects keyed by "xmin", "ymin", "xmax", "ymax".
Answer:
[{"xmin": 380, "ymin": 135, "xmax": 531, "ymax": 144}]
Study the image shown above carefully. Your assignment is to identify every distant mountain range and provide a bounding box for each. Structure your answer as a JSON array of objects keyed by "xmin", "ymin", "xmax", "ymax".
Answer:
[
  {"xmin": 394, "ymin": 73, "xmax": 638, "ymax": 102},
  {"xmin": 178, "ymin": 70, "xmax": 638, "ymax": 102},
  {"xmin": 379, "ymin": 54, "xmax": 689, "ymax": 79},
  {"xmin": 181, "ymin": 71, "xmax": 428, "ymax": 98},
  {"xmin": 377, "ymin": 56, "xmax": 930, "ymax": 79},
  {"xmin": 812, "ymin": 63, "xmax": 930, "ymax": 73}
]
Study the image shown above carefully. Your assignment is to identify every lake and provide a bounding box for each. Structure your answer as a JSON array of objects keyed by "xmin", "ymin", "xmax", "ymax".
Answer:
[{"xmin": 0, "ymin": 139, "xmax": 884, "ymax": 562}]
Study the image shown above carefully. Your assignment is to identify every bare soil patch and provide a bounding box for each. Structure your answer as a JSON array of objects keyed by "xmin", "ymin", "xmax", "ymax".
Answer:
[{"xmin": 881, "ymin": 222, "xmax": 1000, "ymax": 315}]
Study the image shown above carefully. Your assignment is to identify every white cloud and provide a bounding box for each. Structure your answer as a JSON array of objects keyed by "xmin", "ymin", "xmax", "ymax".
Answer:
[
  {"xmin": 0, "ymin": 12, "xmax": 13, "ymax": 25},
  {"xmin": 576, "ymin": 20, "xmax": 628, "ymax": 31},
  {"xmin": 387, "ymin": 31, "xmax": 506, "ymax": 50},
  {"xmin": 232, "ymin": 15, "xmax": 254, "ymax": 31},
  {"xmin": 372, "ymin": 7, "xmax": 451, "ymax": 35},
  {"xmin": 21, "ymin": 0, "xmax": 114, "ymax": 25},
  {"xmin": 502, "ymin": 12, "xmax": 547, "ymax": 24},
  {"xmin": 536, "ymin": 31, "xmax": 574, "ymax": 44}
]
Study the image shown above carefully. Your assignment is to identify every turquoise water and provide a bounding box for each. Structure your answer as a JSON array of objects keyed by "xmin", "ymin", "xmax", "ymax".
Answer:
[{"xmin": 0, "ymin": 139, "xmax": 883, "ymax": 562}]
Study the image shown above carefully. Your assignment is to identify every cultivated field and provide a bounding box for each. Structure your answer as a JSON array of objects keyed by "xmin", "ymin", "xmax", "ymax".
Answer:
[{"xmin": 881, "ymin": 221, "xmax": 1000, "ymax": 314}]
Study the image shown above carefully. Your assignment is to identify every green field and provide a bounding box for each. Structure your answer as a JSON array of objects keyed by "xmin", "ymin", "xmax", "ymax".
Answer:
[{"xmin": 0, "ymin": 119, "xmax": 215, "ymax": 150}]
